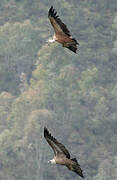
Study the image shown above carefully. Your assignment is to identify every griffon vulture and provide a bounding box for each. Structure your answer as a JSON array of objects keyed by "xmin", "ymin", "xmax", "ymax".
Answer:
[
  {"xmin": 48, "ymin": 6, "xmax": 79, "ymax": 53},
  {"xmin": 44, "ymin": 127, "xmax": 84, "ymax": 178}
]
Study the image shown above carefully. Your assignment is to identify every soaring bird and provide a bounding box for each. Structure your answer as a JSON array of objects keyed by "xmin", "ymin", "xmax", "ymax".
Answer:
[
  {"xmin": 44, "ymin": 127, "xmax": 84, "ymax": 178},
  {"xmin": 48, "ymin": 6, "xmax": 79, "ymax": 53}
]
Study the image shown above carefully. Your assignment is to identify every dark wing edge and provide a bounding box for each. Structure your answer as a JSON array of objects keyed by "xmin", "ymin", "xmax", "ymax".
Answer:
[
  {"xmin": 44, "ymin": 127, "xmax": 58, "ymax": 155},
  {"xmin": 66, "ymin": 44, "xmax": 77, "ymax": 53},
  {"xmin": 67, "ymin": 158, "xmax": 84, "ymax": 178},
  {"xmin": 48, "ymin": 6, "xmax": 71, "ymax": 37},
  {"xmin": 66, "ymin": 39, "xmax": 79, "ymax": 53},
  {"xmin": 44, "ymin": 127, "xmax": 70, "ymax": 159},
  {"xmin": 71, "ymin": 158, "xmax": 84, "ymax": 178}
]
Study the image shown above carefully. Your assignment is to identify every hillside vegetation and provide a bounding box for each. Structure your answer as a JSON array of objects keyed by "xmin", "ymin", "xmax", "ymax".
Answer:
[{"xmin": 0, "ymin": 0, "xmax": 117, "ymax": 180}]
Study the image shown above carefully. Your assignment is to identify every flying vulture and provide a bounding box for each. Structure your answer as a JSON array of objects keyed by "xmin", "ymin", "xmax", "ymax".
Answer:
[
  {"xmin": 48, "ymin": 6, "xmax": 79, "ymax": 53},
  {"xmin": 44, "ymin": 127, "xmax": 84, "ymax": 178}
]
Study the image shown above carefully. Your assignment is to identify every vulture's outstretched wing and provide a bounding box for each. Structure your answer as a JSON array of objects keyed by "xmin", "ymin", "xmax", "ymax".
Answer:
[
  {"xmin": 65, "ymin": 40, "xmax": 79, "ymax": 53},
  {"xmin": 44, "ymin": 127, "xmax": 70, "ymax": 158},
  {"xmin": 48, "ymin": 6, "xmax": 71, "ymax": 36},
  {"xmin": 67, "ymin": 158, "xmax": 84, "ymax": 178}
]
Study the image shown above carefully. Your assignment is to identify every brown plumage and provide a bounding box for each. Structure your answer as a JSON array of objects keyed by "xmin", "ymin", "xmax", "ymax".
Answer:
[
  {"xmin": 48, "ymin": 6, "xmax": 79, "ymax": 53},
  {"xmin": 44, "ymin": 127, "xmax": 84, "ymax": 178}
]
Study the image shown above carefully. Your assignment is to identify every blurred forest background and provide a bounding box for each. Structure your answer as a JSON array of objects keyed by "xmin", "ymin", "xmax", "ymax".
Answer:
[{"xmin": 0, "ymin": 0, "xmax": 117, "ymax": 179}]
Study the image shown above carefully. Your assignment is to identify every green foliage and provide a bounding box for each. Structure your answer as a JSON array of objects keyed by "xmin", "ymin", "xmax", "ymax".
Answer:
[
  {"xmin": 0, "ymin": 20, "xmax": 41, "ymax": 94},
  {"xmin": 0, "ymin": 0, "xmax": 117, "ymax": 180}
]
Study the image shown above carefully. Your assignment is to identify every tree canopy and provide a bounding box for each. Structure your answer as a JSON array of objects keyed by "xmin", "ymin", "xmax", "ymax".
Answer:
[{"xmin": 0, "ymin": 0, "xmax": 117, "ymax": 180}]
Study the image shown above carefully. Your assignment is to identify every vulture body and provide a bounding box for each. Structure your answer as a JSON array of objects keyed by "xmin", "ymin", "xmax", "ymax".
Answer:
[
  {"xmin": 48, "ymin": 6, "xmax": 79, "ymax": 53},
  {"xmin": 44, "ymin": 127, "xmax": 84, "ymax": 178}
]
